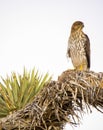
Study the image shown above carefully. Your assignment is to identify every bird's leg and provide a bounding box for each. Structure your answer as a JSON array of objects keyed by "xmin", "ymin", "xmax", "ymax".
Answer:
[
  {"xmin": 79, "ymin": 65, "xmax": 83, "ymax": 70},
  {"xmin": 75, "ymin": 65, "xmax": 83, "ymax": 70},
  {"xmin": 76, "ymin": 64, "xmax": 88, "ymax": 71}
]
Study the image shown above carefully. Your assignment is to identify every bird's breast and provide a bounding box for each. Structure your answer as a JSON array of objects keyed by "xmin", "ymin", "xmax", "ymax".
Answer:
[{"xmin": 69, "ymin": 39, "xmax": 86, "ymax": 66}]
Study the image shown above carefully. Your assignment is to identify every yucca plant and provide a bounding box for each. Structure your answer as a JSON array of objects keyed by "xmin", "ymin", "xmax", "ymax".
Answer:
[
  {"xmin": 0, "ymin": 68, "xmax": 51, "ymax": 117},
  {"xmin": 0, "ymin": 70, "xmax": 103, "ymax": 130}
]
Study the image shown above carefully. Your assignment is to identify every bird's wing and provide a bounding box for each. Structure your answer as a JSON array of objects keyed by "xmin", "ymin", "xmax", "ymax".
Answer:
[{"xmin": 85, "ymin": 34, "xmax": 90, "ymax": 68}]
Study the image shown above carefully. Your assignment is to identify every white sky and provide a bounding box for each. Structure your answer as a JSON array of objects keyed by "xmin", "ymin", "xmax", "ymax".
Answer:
[{"xmin": 0, "ymin": 0, "xmax": 103, "ymax": 129}]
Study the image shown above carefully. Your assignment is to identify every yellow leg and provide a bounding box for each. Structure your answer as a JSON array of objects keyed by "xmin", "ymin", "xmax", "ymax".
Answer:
[
  {"xmin": 79, "ymin": 65, "xmax": 84, "ymax": 70},
  {"xmin": 75, "ymin": 65, "xmax": 83, "ymax": 70},
  {"xmin": 76, "ymin": 64, "xmax": 87, "ymax": 71}
]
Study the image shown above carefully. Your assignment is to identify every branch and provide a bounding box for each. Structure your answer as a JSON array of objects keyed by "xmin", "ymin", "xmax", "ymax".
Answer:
[{"xmin": 0, "ymin": 70, "xmax": 103, "ymax": 130}]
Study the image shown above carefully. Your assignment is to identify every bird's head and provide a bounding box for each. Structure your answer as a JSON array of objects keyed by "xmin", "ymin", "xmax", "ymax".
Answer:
[{"xmin": 71, "ymin": 21, "xmax": 84, "ymax": 33}]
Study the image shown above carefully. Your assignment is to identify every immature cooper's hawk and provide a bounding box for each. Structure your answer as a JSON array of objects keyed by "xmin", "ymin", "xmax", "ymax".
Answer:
[{"xmin": 67, "ymin": 21, "xmax": 90, "ymax": 70}]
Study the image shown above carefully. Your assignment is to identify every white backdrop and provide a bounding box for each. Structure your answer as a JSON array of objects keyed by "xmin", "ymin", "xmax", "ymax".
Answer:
[{"xmin": 0, "ymin": 0, "xmax": 103, "ymax": 129}]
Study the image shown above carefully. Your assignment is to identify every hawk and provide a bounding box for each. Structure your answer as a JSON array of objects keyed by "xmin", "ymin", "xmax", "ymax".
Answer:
[{"xmin": 67, "ymin": 21, "xmax": 90, "ymax": 70}]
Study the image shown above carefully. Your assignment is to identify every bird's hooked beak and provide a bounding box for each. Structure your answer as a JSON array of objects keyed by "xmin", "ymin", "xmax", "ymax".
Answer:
[
  {"xmin": 82, "ymin": 23, "xmax": 84, "ymax": 28},
  {"xmin": 79, "ymin": 23, "xmax": 84, "ymax": 30}
]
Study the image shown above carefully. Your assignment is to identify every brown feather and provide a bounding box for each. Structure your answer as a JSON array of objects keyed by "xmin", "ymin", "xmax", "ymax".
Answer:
[{"xmin": 85, "ymin": 34, "xmax": 90, "ymax": 68}]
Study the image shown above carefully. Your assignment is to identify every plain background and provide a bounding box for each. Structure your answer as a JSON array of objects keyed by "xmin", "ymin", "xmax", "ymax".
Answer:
[{"xmin": 0, "ymin": 0, "xmax": 103, "ymax": 129}]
